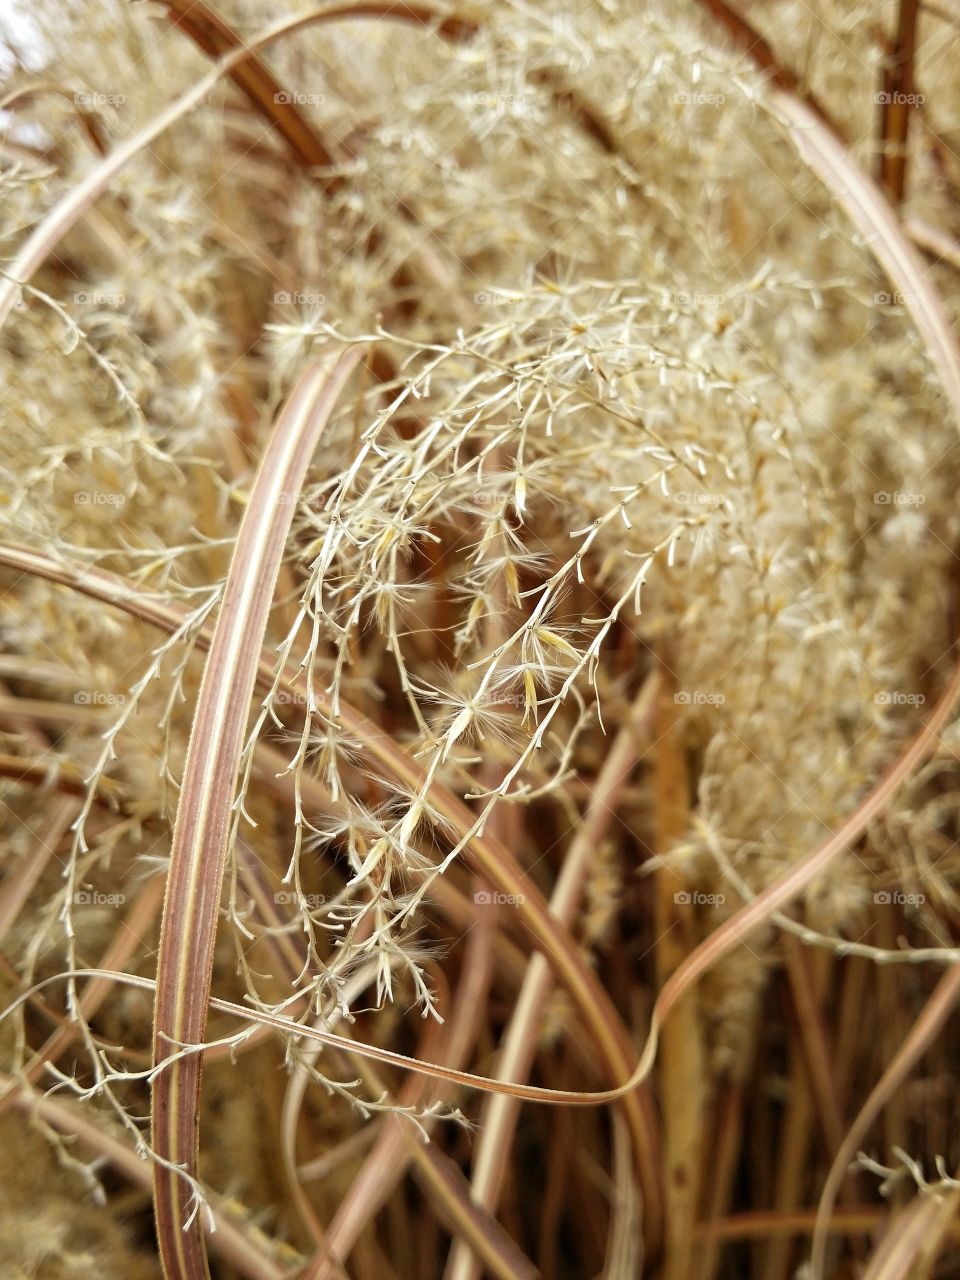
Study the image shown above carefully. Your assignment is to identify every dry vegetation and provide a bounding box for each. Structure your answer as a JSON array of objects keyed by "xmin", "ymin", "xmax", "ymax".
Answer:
[{"xmin": 2, "ymin": 1, "xmax": 960, "ymax": 1277}]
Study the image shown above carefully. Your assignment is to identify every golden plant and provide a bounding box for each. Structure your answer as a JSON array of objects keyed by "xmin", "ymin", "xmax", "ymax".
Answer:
[{"xmin": 2, "ymin": 1, "xmax": 960, "ymax": 1277}]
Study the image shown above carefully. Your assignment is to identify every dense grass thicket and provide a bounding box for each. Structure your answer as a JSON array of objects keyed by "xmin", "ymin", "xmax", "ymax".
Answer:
[{"xmin": 3, "ymin": 2, "xmax": 960, "ymax": 1277}]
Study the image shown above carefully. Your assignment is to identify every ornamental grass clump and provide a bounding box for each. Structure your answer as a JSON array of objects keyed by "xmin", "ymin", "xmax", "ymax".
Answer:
[{"xmin": 2, "ymin": 1, "xmax": 960, "ymax": 1277}]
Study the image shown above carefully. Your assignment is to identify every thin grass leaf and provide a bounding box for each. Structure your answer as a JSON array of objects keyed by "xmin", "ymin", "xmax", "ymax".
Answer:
[{"xmin": 151, "ymin": 350, "xmax": 358, "ymax": 1280}]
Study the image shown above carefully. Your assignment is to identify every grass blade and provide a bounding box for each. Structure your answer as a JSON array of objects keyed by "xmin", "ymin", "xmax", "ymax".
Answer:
[{"xmin": 151, "ymin": 350, "xmax": 358, "ymax": 1280}]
